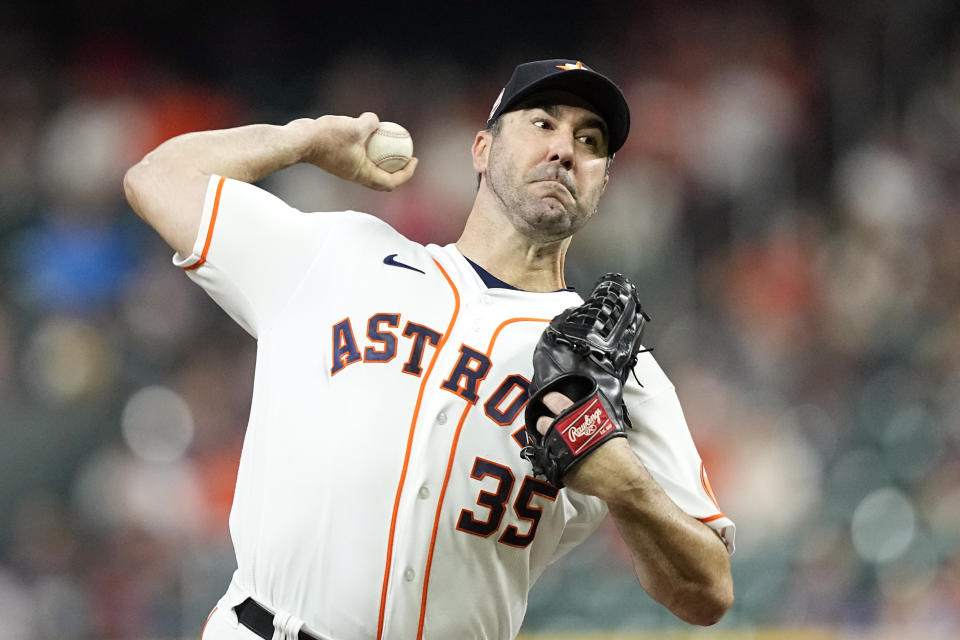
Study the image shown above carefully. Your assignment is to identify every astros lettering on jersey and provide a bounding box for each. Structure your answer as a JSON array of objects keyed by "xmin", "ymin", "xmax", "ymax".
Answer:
[{"xmin": 180, "ymin": 175, "xmax": 735, "ymax": 640}]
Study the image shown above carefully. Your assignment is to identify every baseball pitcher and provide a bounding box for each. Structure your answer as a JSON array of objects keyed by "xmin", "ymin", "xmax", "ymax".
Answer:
[{"xmin": 124, "ymin": 59, "xmax": 735, "ymax": 640}]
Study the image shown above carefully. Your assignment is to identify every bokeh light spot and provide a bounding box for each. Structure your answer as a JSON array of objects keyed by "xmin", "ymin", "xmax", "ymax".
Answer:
[
  {"xmin": 121, "ymin": 385, "xmax": 194, "ymax": 463},
  {"xmin": 851, "ymin": 487, "xmax": 916, "ymax": 564}
]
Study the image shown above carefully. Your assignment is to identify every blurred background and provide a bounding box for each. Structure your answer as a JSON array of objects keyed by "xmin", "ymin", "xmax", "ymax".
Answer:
[{"xmin": 1, "ymin": 0, "xmax": 960, "ymax": 638}]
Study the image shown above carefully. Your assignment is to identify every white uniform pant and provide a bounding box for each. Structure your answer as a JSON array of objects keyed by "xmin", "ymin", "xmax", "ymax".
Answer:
[
  {"xmin": 201, "ymin": 606, "xmax": 262, "ymax": 640},
  {"xmin": 201, "ymin": 603, "xmax": 321, "ymax": 640}
]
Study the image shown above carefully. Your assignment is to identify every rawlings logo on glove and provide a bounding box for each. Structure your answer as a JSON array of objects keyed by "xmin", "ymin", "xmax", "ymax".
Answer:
[
  {"xmin": 559, "ymin": 399, "xmax": 613, "ymax": 454},
  {"xmin": 521, "ymin": 273, "xmax": 649, "ymax": 488}
]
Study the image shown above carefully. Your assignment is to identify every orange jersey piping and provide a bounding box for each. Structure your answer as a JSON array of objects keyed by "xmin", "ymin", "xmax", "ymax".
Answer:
[
  {"xmin": 698, "ymin": 513, "xmax": 728, "ymax": 523},
  {"xmin": 416, "ymin": 316, "xmax": 550, "ymax": 639},
  {"xmin": 183, "ymin": 175, "xmax": 226, "ymax": 271},
  {"xmin": 376, "ymin": 259, "xmax": 460, "ymax": 639}
]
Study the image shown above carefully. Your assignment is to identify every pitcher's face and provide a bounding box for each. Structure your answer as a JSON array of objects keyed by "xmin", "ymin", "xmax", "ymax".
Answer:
[{"xmin": 483, "ymin": 97, "xmax": 610, "ymax": 242}]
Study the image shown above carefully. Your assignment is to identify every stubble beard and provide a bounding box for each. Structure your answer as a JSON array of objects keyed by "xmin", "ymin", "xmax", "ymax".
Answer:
[{"xmin": 485, "ymin": 140, "xmax": 602, "ymax": 243}]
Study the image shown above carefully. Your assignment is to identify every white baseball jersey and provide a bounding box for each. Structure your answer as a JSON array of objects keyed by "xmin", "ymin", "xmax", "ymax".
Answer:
[{"xmin": 177, "ymin": 175, "xmax": 735, "ymax": 640}]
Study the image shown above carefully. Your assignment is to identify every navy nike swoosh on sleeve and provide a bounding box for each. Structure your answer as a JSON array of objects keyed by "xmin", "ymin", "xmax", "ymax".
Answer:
[{"xmin": 383, "ymin": 253, "xmax": 425, "ymax": 274}]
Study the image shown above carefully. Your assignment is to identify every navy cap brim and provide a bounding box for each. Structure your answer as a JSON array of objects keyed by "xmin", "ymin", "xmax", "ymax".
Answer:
[{"xmin": 487, "ymin": 61, "xmax": 630, "ymax": 154}]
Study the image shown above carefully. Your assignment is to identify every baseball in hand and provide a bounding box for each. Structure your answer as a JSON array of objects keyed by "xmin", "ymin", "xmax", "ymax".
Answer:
[{"xmin": 365, "ymin": 122, "xmax": 413, "ymax": 173}]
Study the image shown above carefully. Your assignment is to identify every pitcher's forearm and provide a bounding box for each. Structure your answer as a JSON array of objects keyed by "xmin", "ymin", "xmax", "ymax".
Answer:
[
  {"xmin": 133, "ymin": 122, "xmax": 314, "ymax": 184},
  {"xmin": 123, "ymin": 113, "xmax": 417, "ymax": 260},
  {"xmin": 607, "ymin": 485, "xmax": 732, "ymax": 625},
  {"xmin": 565, "ymin": 441, "xmax": 732, "ymax": 626},
  {"xmin": 123, "ymin": 121, "xmax": 313, "ymax": 255}
]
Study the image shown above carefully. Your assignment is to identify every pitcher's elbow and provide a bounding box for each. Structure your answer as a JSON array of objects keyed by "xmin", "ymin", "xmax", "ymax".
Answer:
[
  {"xmin": 123, "ymin": 163, "xmax": 146, "ymax": 214},
  {"xmin": 681, "ymin": 580, "xmax": 734, "ymax": 626}
]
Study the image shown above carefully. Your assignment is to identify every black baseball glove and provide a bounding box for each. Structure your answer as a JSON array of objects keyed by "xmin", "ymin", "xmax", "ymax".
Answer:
[{"xmin": 521, "ymin": 273, "xmax": 650, "ymax": 488}]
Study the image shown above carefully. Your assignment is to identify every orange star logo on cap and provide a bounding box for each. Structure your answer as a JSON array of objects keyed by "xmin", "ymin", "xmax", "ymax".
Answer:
[{"xmin": 555, "ymin": 61, "xmax": 585, "ymax": 71}]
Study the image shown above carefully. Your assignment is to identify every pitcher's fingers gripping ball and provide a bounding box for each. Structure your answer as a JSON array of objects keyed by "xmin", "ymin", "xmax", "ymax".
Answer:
[{"xmin": 522, "ymin": 273, "xmax": 651, "ymax": 488}]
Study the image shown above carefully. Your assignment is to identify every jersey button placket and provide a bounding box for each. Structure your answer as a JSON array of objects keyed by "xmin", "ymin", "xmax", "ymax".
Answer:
[{"xmin": 436, "ymin": 411, "xmax": 447, "ymax": 425}]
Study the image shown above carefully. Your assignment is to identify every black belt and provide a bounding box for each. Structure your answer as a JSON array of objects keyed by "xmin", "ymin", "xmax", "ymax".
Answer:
[{"xmin": 235, "ymin": 598, "xmax": 318, "ymax": 640}]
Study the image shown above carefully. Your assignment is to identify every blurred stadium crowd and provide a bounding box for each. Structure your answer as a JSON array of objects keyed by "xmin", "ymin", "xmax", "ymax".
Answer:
[{"xmin": 1, "ymin": 1, "xmax": 960, "ymax": 638}]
